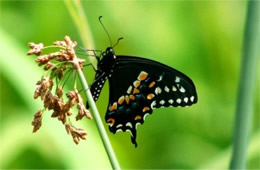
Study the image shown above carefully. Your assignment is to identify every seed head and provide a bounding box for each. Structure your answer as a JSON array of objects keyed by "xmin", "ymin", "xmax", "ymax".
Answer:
[
  {"xmin": 44, "ymin": 62, "xmax": 55, "ymax": 70},
  {"xmin": 76, "ymin": 103, "xmax": 92, "ymax": 120},
  {"xmin": 32, "ymin": 110, "xmax": 44, "ymax": 132},
  {"xmin": 34, "ymin": 77, "xmax": 53, "ymax": 100},
  {"xmin": 27, "ymin": 42, "xmax": 44, "ymax": 56},
  {"xmin": 30, "ymin": 36, "xmax": 90, "ymax": 144},
  {"xmin": 64, "ymin": 123, "xmax": 87, "ymax": 144}
]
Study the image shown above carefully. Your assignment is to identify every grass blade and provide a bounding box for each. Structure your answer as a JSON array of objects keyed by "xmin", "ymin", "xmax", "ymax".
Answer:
[{"xmin": 230, "ymin": 1, "xmax": 260, "ymax": 169}]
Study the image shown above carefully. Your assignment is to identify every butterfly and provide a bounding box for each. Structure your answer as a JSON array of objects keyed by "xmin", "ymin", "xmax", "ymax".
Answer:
[{"xmin": 86, "ymin": 17, "xmax": 198, "ymax": 147}]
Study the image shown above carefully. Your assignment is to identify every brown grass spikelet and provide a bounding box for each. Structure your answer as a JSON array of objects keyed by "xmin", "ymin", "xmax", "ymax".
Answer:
[
  {"xmin": 64, "ymin": 123, "xmax": 87, "ymax": 144},
  {"xmin": 34, "ymin": 77, "xmax": 53, "ymax": 100},
  {"xmin": 27, "ymin": 42, "xmax": 44, "ymax": 56},
  {"xmin": 32, "ymin": 110, "xmax": 44, "ymax": 132},
  {"xmin": 76, "ymin": 103, "xmax": 92, "ymax": 120}
]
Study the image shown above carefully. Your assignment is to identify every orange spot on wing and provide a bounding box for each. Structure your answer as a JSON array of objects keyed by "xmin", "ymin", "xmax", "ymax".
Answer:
[
  {"xmin": 125, "ymin": 95, "xmax": 130, "ymax": 104},
  {"xmin": 142, "ymin": 107, "xmax": 150, "ymax": 112},
  {"xmin": 138, "ymin": 71, "xmax": 148, "ymax": 81},
  {"xmin": 109, "ymin": 102, "xmax": 117, "ymax": 111},
  {"xmin": 147, "ymin": 93, "xmax": 155, "ymax": 100},
  {"xmin": 149, "ymin": 81, "xmax": 156, "ymax": 88},
  {"xmin": 133, "ymin": 80, "xmax": 141, "ymax": 87},
  {"xmin": 135, "ymin": 115, "xmax": 142, "ymax": 120},
  {"xmin": 130, "ymin": 95, "xmax": 135, "ymax": 101},
  {"xmin": 127, "ymin": 86, "xmax": 133, "ymax": 94},
  {"xmin": 118, "ymin": 96, "xmax": 124, "ymax": 105},
  {"xmin": 133, "ymin": 88, "xmax": 140, "ymax": 94},
  {"xmin": 107, "ymin": 118, "xmax": 115, "ymax": 125}
]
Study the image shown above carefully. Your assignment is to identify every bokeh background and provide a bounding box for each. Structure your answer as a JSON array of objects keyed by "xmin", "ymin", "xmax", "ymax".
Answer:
[{"xmin": 0, "ymin": 0, "xmax": 259, "ymax": 169}]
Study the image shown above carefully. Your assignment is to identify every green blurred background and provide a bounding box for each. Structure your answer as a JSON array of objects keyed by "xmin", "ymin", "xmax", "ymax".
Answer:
[{"xmin": 0, "ymin": 0, "xmax": 259, "ymax": 169}]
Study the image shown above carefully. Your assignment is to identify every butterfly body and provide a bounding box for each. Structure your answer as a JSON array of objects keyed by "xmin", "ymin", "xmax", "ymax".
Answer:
[{"xmin": 88, "ymin": 47, "xmax": 198, "ymax": 147}]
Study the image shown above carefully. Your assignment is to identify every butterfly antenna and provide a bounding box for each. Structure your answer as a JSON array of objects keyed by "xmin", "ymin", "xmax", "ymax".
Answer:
[
  {"xmin": 113, "ymin": 37, "xmax": 124, "ymax": 48},
  {"xmin": 99, "ymin": 16, "xmax": 113, "ymax": 47}
]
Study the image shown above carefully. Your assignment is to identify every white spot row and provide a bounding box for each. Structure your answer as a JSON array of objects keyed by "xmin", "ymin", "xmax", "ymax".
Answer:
[
  {"xmin": 143, "ymin": 113, "xmax": 149, "ymax": 121},
  {"xmin": 127, "ymin": 85, "xmax": 133, "ymax": 94},
  {"xmin": 116, "ymin": 124, "xmax": 123, "ymax": 128},
  {"xmin": 135, "ymin": 122, "xmax": 141, "ymax": 130},
  {"xmin": 156, "ymin": 95, "xmax": 195, "ymax": 106},
  {"xmin": 156, "ymin": 84, "xmax": 186, "ymax": 94},
  {"xmin": 151, "ymin": 101, "xmax": 156, "ymax": 109},
  {"xmin": 179, "ymin": 86, "xmax": 186, "ymax": 93},
  {"xmin": 164, "ymin": 86, "xmax": 170, "ymax": 92},
  {"xmin": 175, "ymin": 77, "xmax": 180, "ymax": 83},
  {"xmin": 160, "ymin": 100, "xmax": 165, "ymax": 105},
  {"xmin": 126, "ymin": 122, "xmax": 133, "ymax": 128},
  {"xmin": 155, "ymin": 87, "xmax": 162, "ymax": 95},
  {"xmin": 93, "ymin": 77, "xmax": 107, "ymax": 101},
  {"xmin": 117, "ymin": 129, "xmax": 133, "ymax": 137},
  {"xmin": 115, "ymin": 121, "xmax": 145, "ymax": 135}
]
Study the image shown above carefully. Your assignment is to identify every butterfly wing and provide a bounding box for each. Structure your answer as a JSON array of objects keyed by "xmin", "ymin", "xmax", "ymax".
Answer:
[{"xmin": 105, "ymin": 55, "xmax": 198, "ymax": 147}]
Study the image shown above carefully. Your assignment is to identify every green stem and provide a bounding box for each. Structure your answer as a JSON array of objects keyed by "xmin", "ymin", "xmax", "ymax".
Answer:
[
  {"xmin": 63, "ymin": 0, "xmax": 95, "ymax": 49},
  {"xmin": 230, "ymin": 1, "xmax": 259, "ymax": 169},
  {"xmin": 75, "ymin": 60, "xmax": 120, "ymax": 170},
  {"xmin": 43, "ymin": 45, "xmax": 66, "ymax": 50},
  {"xmin": 64, "ymin": 0, "xmax": 97, "ymax": 66},
  {"xmin": 64, "ymin": 0, "xmax": 120, "ymax": 168}
]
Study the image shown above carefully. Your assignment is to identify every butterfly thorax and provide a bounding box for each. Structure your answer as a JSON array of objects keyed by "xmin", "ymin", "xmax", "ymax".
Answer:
[{"xmin": 97, "ymin": 47, "xmax": 116, "ymax": 74}]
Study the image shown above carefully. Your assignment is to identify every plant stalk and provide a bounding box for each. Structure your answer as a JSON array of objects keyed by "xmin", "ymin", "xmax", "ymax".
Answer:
[
  {"xmin": 230, "ymin": 1, "xmax": 259, "ymax": 169},
  {"xmin": 65, "ymin": 0, "xmax": 120, "ymax": 169},
  {"xmin": 74, "ymin": 59, "xmax": 120, "ymax": 170}
]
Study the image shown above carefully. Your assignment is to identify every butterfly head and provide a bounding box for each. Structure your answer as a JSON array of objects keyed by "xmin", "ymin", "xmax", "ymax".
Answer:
[
  {"xmin": 97, "ymin": 47, "xmax": 116, "ymax": 73},
  {"xmin": 105, "ymin": 47, "xmax": 115, "ymax": 56},
  {"xmin": 100, "ymin": 47, "xmax": 115, "ymax": 60},
  {"xmin": 103, "ymin": 47, "xmax": 115, "ymax": 60}
]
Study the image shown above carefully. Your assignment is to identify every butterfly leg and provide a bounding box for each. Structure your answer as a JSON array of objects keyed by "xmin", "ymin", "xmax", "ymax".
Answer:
[{"xmin": 83, "ymin": 63, "xmax": 97, "ymax": 72}]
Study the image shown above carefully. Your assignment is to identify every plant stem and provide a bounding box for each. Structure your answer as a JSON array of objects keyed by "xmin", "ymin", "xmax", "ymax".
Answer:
[
  {"xmin": 65, "ymin": 1, "xmax": 120, "ymax": 168},
  {"xmin": 230, "ymin": 1, "xmax": 259, "ymax": 169},
  {"xmin": 64, "ymin": 0, "xmax": 94, "ymax": 50},
  {"xmin": 75, "ymin": 59, "xmax": 120, "ymax": 169}
]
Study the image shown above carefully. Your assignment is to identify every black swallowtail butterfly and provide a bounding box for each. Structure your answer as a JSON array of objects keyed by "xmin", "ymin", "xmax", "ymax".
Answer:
[{"xmin": 87, "ymin": 17, "xmax": 198, "ymax": 147}]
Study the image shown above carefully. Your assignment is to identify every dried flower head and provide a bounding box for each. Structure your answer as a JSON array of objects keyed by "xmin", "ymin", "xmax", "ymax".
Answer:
[
  {"xmin": 64, "ymin": 36, "xmax": 77, "ymax": 57},
  {"xmin": 30, "ymin": 36, "xmax": 91, "ymax": 144},
  {"xmin": 54, "ymin": 40, "xmax": 67, "ymax": 47},
  {"xmin": 34, "ymin": 77, "xmax": 53, "ymax": 100},
  {"xmin": 32, "ymin": 110, "xmax": 44, "ymax": 132},
  {"xmin": 58, "ymin": 65, "xmax": 67, "ymax": 79},
  {"xmin": 76, "ymin": 103, "xmax": 92, "ymax": 120},
  {"xmin": 65, "ymin": 123, "xmax": 87, "ymax": 144},
  {"xmin": 43, "ymin": 91, "xmax": 53, "ymax": 109},
  {"xmin": 66, "ymin": 90, "xmax": 78, "ymax": 108},
  {"xmin": 75, "ymin": 90, "xmax": 92, "ymax": 120},
  {"xmin": 27, "ymin": 43, "xmax": 44, "ymax": 56},
  {"xmin": 44, "ymin": 62, "xmax": 55, "ymax": 70},
  {"xmin": 57, "ymin": 86, "xmax": 63, "ymax": 98}
]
